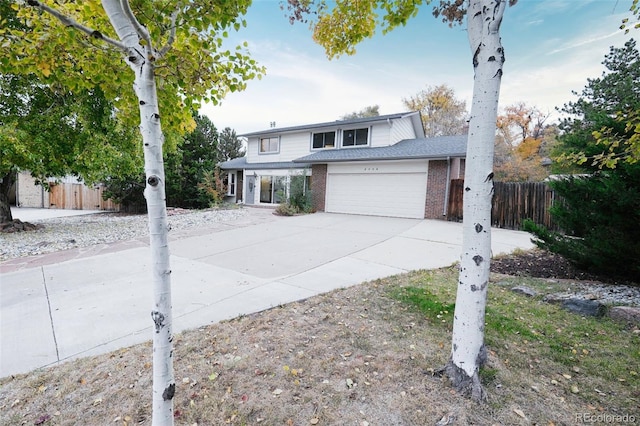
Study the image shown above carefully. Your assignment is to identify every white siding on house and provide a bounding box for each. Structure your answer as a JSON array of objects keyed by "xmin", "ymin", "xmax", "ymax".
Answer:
[
  {"xmin": 246, "ymin": 137, "xmax": 259, "ymax": 162},
  {"xmin": 325, "ymin": 161, "xmax": 428, "ymax": 219},
  {"xmin": 247, "ymin": 133, "xmax": 313, "ymax": 163},
  {"xmin": 390, "ymin": 116, "xmax": 419, "ymax": 144},
  {"xmin": 369, "ymin": 122, "xmax": 392, "ymax": 147},
  {"xmin": 280, "ymin": 133, "xmax": 313, "ymax": 161},
  {"xmin": 243, "ymin": 113, "xmax": 422, "ymax": 165}
]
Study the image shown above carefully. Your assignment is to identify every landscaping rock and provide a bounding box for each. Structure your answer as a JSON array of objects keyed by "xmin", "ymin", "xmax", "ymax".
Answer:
[
  {"xmin": 0, "ymin": 219, "xmax": 43, "ymax": 233},
  {"xmin": 511, "ymin": 286, "xmax": 537, "ymax": 297},
  {"xmin": 561, "ymin": 298, "xmax": 607, "ymax": 318},
  {"xmin": 607, "ymin": 306, "xmax": 640, "ymax": 325},
  {"xmin": 543, "ymin": 293, "xmax": 571, "ymax": 304}
]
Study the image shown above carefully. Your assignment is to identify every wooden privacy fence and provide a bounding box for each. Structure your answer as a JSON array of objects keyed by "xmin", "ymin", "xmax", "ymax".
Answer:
[
  {"xmin": 447, "ymin": 179, "xmax": 558, "ymax": 231},
  {"xmin": 49, "ymin": 182, "xmax": 119, "ymax": 211}
]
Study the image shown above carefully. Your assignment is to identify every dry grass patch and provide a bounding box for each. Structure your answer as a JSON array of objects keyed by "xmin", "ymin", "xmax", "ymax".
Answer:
[{"xmin": 1, "ymin": 267, "xmax": 639, "ymax": 425}]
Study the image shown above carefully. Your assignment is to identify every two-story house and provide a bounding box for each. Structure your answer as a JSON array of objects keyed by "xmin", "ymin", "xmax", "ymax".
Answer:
[{"xmin": 219, "ymin": 111, "xmax": 466, "ymax": 219}]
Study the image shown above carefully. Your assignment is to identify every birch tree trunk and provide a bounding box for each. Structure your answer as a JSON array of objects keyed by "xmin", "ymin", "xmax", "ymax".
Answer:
[
  {"xmin": 13, "ymin": 1, "xmax": 261, "ymax": 423},
  {"xmin": 136, "ymin": 64, "xmax": 175, "ymax": 426},
  {"xmin": 444, "ymin": 0, "xmax": 506, "ymax": 401},
  {"xmin": 102, "ymin": 1, "xmax": 175, "ymax": 423}
]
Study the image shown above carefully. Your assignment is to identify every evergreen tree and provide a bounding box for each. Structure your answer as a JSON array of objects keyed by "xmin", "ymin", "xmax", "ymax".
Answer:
[
  {"xmin": 165, "ymin": 114, "xmax": 220, "ymax": 208},
  {"xmin": 526, "ymin": 40, "xmax": 640, "ymax": 283},
  {"xmin": 217, "ymin": 127, "xmax": 245, "ymax": 162}
]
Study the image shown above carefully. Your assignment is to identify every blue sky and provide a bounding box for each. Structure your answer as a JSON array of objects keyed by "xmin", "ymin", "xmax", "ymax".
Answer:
[{"xmin": 202, "ymin": 0, "xmax": 636, "ymax": 135}]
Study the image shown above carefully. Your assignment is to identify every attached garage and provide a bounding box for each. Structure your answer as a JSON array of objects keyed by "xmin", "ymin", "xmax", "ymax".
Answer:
[
  {"xmin": 325, "ymin": 161, "xmax": 428, "ymax": 219},
  {"xmin": 294, "ymin": 135, "xmax": 467, "ymax": 220}
]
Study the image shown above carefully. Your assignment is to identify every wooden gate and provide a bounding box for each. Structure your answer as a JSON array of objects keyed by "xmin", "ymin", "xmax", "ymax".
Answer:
[{"xmin": 49, "ymin": 183, "xmax": 119, "ymax": 211}]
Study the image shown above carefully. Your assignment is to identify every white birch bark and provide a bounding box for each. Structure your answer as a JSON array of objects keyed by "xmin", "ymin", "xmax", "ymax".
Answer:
[
  {"xmin": 19, "ymin": 2, "xmax": 176, "ymax": 421},
  {"xmin": 445, "ymin": 0, "xmax": 506, "ymax": 401},
  {"xmin": 102, "ymin": 1, "xmax": 175, "ymax": 423}
]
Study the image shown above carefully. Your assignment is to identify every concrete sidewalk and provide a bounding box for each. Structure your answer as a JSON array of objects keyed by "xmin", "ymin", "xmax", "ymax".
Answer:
[{"xmin": 0, "ymin": 209, "xmax": 535, "ymax": 377}]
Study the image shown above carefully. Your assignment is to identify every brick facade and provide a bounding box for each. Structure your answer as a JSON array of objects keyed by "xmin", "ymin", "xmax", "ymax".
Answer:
[
  {"xmin": 424, "ymin": 160, "xmax": 448, "ymax": 219},
  {"xmin": 310, "ymin": 164, "xmax": 327, "ymax": 212},
  {"xmin": 16, "ymin": 171, "xmax": 48, "ymax": 208},
  {"xmin": 423, "ymin": 159, "xmax": 466, "ymax": 219}
]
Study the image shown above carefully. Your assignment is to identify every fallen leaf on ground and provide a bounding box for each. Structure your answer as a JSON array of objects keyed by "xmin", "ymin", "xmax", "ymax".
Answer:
[{"xmin": 513, "ymin": 408, "xmax": 527, "ymax": 419}]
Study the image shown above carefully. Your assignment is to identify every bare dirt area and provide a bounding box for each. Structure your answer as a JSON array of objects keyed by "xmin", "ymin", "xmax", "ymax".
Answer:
[
  {"xmin": 490, "ymin": 249, "xmax": 610, "ymax": 283},
  {"xmin": 1, "ymin": 251, "xmax": 639, "ymax": 425}
]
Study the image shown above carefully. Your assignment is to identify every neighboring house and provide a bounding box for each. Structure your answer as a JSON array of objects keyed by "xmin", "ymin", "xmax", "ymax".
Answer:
[{"xmin": 219, "ymin": 111, "xmax": 466, "ymax": 220}]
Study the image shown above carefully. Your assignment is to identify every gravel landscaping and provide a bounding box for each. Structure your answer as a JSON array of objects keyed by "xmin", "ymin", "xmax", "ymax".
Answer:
[{"xmin": 0, "ymin": 208, "xmax": 247, "ymax": 261}]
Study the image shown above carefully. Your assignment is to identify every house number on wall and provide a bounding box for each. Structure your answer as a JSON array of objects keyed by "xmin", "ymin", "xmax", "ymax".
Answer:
[{"xmin": 363, "ymin": 167, "xmax": 379, "ymax": 171}]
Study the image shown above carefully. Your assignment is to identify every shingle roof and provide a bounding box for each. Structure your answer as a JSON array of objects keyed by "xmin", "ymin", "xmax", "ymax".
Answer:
[
  {"xmin": 292, "ymin": 135, "xmax": 467, "ymax": 164},
  {"xmin": 219, "ymin": 157, "xmax": 308, "ymax": 170},
  {"xmin": 219, "ymin": 136, "xmax": 467, "ymax": 170},
  {"xmin": 239, "ymin": 111, "xmax": 422, "ymax": 138}
]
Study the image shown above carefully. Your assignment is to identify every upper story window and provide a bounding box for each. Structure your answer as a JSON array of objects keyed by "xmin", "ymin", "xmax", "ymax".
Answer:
[
  {"xmin": 312, "ymin": 131, "xmax": 336, "ymax": 149},
  {"xmin": 260, "ymin": 137, "xmax": 279, "ymax": 154},
  {"xmin": 342, "ymin": 128, "xmax": 369, "ymax": 147}
]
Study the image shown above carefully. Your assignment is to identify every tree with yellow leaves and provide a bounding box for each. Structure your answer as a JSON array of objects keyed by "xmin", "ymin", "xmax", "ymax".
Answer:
[{"xmin": 1, "ymin": 2, "xmax": 263, "ymax": 424}]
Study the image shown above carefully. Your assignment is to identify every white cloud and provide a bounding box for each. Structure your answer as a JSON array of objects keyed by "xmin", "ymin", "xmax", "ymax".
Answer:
[
  {"xmin": 203, "ymin": 1, "xmax": 637, "ymax": 133},
  {"xmin": 549, "ymin": 29, "xmax": 626, "ymax": 55},
  {"xmin": 204, "ymin": 38, "xmax": 444, "ymax": 133},
  {"xmin": 500, "ymin": 6, "xmax": 634, "ymax": 119}
]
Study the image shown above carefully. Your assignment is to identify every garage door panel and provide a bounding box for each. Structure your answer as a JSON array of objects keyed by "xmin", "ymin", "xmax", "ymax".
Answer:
[{"xmin": 326, "ymin": 172, "xmax": 427, "ymax": 219}]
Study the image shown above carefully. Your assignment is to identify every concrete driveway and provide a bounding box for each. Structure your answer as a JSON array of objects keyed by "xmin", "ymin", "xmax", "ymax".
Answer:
[{"xmin": 0, "ymin": 208, "xmax": 534, "ymax": 377}]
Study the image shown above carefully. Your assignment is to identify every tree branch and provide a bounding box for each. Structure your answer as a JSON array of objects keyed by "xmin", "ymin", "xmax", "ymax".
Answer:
[
  {"xmin": 25, "ymin": 0, "xmax": 128, "ymax": 52},
  {"xmin": 158, "ymin": 8, "xmax": 180, "ymax": 59},
  {"xmin": 119, "ymin": 0, "xmax": 153, "ymax": 51},
  {"xmin": 487, "ymin": 0, "xmax": 507, "ymax": 35}
]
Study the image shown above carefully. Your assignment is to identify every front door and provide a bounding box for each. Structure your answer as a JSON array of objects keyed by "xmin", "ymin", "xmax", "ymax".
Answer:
[{"xmin": 246, "ymin": 175, "xmax": 255, "ymax": 205}]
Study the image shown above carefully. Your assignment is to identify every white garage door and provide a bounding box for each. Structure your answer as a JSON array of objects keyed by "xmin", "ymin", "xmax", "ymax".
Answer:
[{"xmin": 326, "ymin": 163, "xmax": 428, "ymax": 219}]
